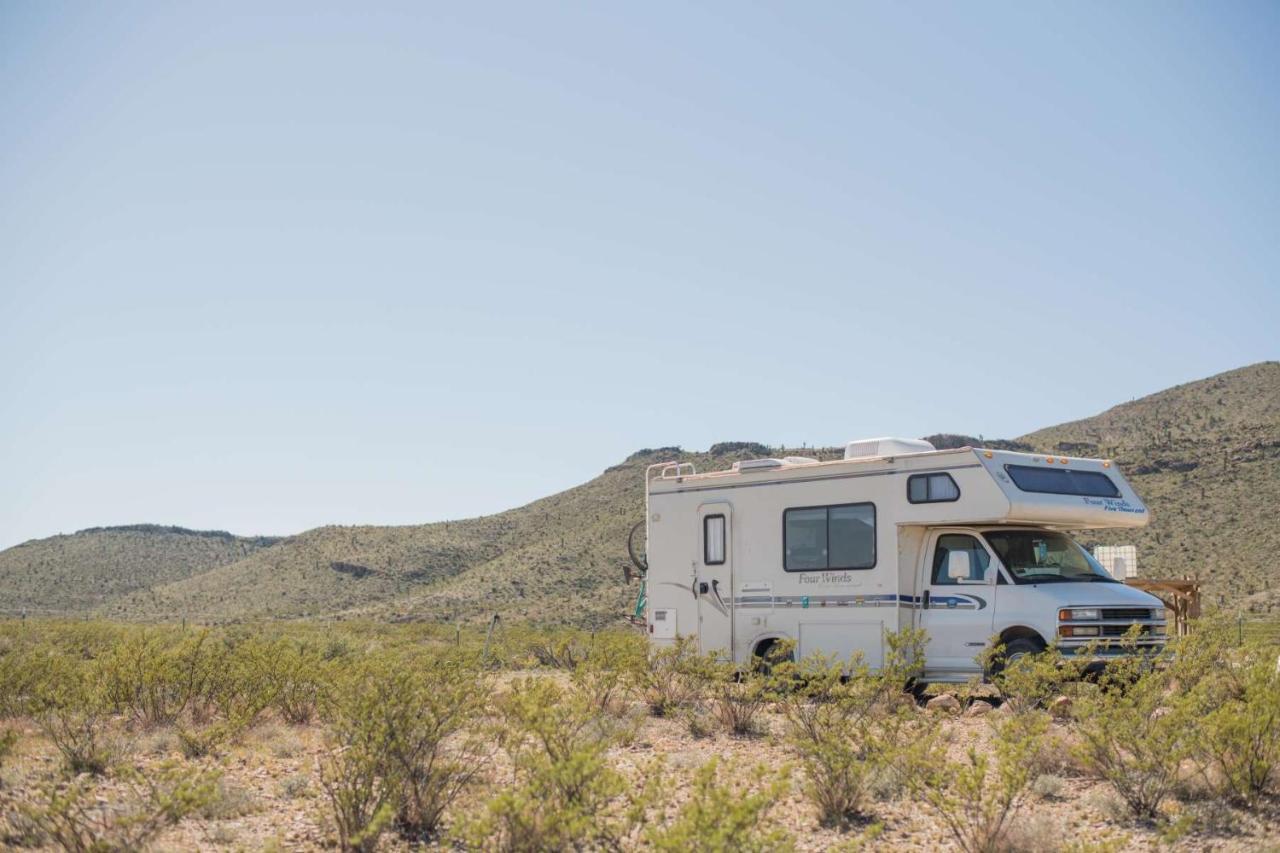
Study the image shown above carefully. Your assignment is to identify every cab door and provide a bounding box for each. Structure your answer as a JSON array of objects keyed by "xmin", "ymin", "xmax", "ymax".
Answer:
[
  {"xmin": 696, "ymin": 503, "xmax": 733, "ymax": 658},
  {"xmin": 920, "ymin": 530, "xmax": 996, "ymax": 677}
]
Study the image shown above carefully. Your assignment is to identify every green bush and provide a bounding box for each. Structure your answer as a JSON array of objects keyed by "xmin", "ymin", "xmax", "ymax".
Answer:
[
  {"xmin": 456, "ymin": 677, "xmax": 641, "ymax": 851},
  {"xmin": 18, "ymin": 761, "xmax": 219, "ymax": 852},
  {"xmin": 0, "ymin": 726, "xmax": 16, "ymax": 771},
  {"xmin": 98, "ymin": 628, "xmax": 222, "ymax": 727},
  {"xmin": 644, "ymin": 758, "xmax": 792, "ymax": 852},
  {"xmin": 1186, "ymin": 638, "xmax": 1280, "ymax": 805},
  {"xmin": 912, "ymin": 713, "xmax": 1045, "ymax": 853},
  {"xmin": 688, "ymin": 655, "xmax": 770, "ymax": 737},
  {"xmin": 1070, "ymin": 633, "xmax": 1195, "ymax": 821},
  {"xmin": 982, "ymin": 642, "xmax": 1085, "ymax": 714},
  {"xmin": 319, "ymin": 656, "xmax": 490, "ymax": 846},
  {"xmin": 34, "ymin": 671, "xmax": 119, "ymax": 779},
  {"xmin": 779, "ymin": 650, "xmax": 921, "ymax": 827},
  {"xmin": 628, "ymin": 636, "xmax": 700, "ymax": 718}
]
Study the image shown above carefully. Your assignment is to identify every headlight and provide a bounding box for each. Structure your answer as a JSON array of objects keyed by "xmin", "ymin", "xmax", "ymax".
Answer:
[
  {"xmin": 1060, "ymin": 625, "xmax": 1099, "ymax": 637},
  {"xmin": 1058, "ymin": 608, "xmax": 1101, "ymax": 621}
]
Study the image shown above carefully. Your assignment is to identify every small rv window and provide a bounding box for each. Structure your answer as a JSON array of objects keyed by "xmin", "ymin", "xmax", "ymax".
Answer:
[
  {"xmin": 784, "ymin": 503, "xmax": 875, "ymax": 572},
  {"xmin": 1004, "ymin": 465, "xmax": 1120, "ymax": 499},
  {"xmin": 907, "ymin": 473, "xmax": 960, "ymax": 504},
  {"xmin": 704, "ymin": 514, "xmax": 725, "ymax": 565}
]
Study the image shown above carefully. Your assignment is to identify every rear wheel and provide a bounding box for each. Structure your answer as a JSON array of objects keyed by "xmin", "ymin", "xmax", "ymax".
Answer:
[{"xmin": 752, "ymin": 639, "xmax": 794, "ymax": 675}]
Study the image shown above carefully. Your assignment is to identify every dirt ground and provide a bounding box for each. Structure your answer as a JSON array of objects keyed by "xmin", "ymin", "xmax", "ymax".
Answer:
[{"xmin": 2, "ymin": 674, "xmax": 1278, "ymax": 852}]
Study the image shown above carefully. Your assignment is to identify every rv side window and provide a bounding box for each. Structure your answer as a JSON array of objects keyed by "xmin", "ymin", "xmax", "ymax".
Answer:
[
  {"xmin": 1004, "ymin": 464, "xmax": 1120, "ymax": 498},
  {"xmin": 704, "ymin": 514, "xmax": 725, "ymax": 565},
  {"xmin": 784, "ymin": 503, "xmax": 876, "ymax": 571},
  {"xmin": 907, "ymin": 473, "xmax": 960, "ymax": 503}
]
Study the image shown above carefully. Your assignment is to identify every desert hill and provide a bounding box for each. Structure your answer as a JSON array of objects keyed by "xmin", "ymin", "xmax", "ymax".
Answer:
[
  {"xmin": 1, "ymin": 363, "xmax": 1276, "ymax": 626},
  {"xmin": 0, "ymin": 525, "xmax": 280, "ymax": 616}
]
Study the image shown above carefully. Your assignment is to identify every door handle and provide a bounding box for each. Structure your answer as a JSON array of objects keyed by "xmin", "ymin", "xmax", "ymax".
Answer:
[
  {"xmin": 921, "ymin": 590, "xmax": 930, "ymax": 609},
  {"xmin": 698, "ymin": 582, "xmax": 710, "ymax": 595}
]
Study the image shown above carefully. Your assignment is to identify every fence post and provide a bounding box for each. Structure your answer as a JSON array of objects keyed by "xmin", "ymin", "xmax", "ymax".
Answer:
[{"xmin": 482, "ymin": 613, "xmax": 501, "ymax": 664}]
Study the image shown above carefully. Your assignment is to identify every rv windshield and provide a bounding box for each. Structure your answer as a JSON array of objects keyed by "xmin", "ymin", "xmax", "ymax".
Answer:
[{"xmin": 982, "ymin": 530, "xmax": 1116, "ymax": 584}]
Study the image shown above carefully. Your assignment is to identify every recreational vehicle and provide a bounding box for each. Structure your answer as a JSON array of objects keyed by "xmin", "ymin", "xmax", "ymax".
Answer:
[{"xmin": 638, "ymin": 439, "xmax": 1166, "ymax": 682}]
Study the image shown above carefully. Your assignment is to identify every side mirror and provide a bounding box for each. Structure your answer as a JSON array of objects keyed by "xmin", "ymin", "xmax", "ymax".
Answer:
[{"xmin": 947, "ymin": 550, "xmax": 971, "ymax": 581}]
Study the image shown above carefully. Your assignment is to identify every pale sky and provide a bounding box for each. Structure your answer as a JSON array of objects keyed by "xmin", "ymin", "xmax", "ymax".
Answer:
[{"xmin": 2, "ymin": 3, "xmax": 1277, "ymax": 549}]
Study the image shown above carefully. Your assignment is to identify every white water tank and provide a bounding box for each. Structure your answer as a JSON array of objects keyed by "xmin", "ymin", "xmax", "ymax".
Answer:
[{"xmin": 844, "ymin": 437, "xmax": 936, "ymax": 460}]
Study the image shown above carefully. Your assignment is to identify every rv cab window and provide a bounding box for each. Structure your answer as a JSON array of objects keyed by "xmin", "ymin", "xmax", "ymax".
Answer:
[
  {"xmin": 931, "ymin": 535, "xmax": 990, "ymax": 585},
  {"xmin": 784, "ymin": 503, "xmax": 876, "ymax": 571}
]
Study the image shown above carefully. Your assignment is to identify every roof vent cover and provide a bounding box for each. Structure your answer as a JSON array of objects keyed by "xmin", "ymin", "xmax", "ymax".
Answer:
[{"xmin": 844, "ymin": 437, "xmax": 936, "ymax": 460}]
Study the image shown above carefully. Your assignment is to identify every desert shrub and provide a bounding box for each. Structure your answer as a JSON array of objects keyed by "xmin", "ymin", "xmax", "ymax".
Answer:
[
  {"xmin": 644, "ymin": 758, "xmax": 792, "ymax": 851},
  {"xmin": 455, "ymin": 676, "xmax": 642, "ymax": 851},
  {"xmin": 521, "ymin": 628, "xmax": 593, "ymax": 669},
  {"xmin": 569, "ymin": 631, "xmax": 644, "ymax": 717},
  {"xmin": 780, "ymin": 651, "xmax": 922, "ymax": 827},
  {"xmin": 1186, "ymin": 638, "xmax": 1280, "ymax": 805},
  {"xmin": 0, "ymin": 638, "xmax": 67, "ymax": 719},
  {"xmin": 19, "ymin": 761, "xmax": 218, "ymax": 852},
  {"xmin": 628, "ymin": 635, "xmax": 700, "ymax": 717},
  {"xmin": 34, "ymin": 673, "xmax": 119, "ymax": 778},
  {"xmin": 377, "ymin": 664, "xmax": 489, "ymax": 841},
  {"xmin": 98, "ymin": 628, "xmax": 223, "ymax": 727},
  {"xmin": 911, "ymin": 713, "xmax": 1045, "ymax": 853},
  {"xmin": 319, "ymin": 675, "xmax": 397, "ymax": 852},
  {"xmin": 197, "ymin": 778, "xmax": 261, "ymax": 820},
  {"xmin": 1070, "ymin": 635, "xmax": 1195, "ymax": 821},
  {"xmin": 688, "ymin": 655, "xmax": 770, "ymax": 737},
  {"xmin": 320, "ymin": 656, "xmax": 489, "ymax": 846},
  {"xmin": 982, "ymin": 642, "xmax": 1084, "ymax": 714},
  {"xmin": 264, "ymin": 639, "xmax": 329, "ymax": 725},
  {"xmin": 0, "ymin": 727, "xmax": 16, "ymax": 768}
]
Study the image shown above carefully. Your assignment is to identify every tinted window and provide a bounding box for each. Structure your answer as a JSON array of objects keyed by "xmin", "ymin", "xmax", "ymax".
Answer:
[
  {"xmin": 784, "ymin": 504, "xmax": 876, "ymax": 571},
  {"xmin": 1004, "ymin": 465, "xmax": 1120, "ymax": 498},
  {"xmin": 908, "ymin": 473, "xmax": 960, "ymax": 503},
  {"xmin": 704, "ymin": 515, "xmax": 725, "ymax": 565},
  {"xmin": 931, "ymin": 534, "xmax": 990, "ymax": 585}
]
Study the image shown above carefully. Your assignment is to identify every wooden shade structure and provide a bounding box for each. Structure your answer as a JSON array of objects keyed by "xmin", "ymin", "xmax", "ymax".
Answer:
[{"xmin": 1124, "ymin": 578, "xmax": 1201, "ymax": 636}]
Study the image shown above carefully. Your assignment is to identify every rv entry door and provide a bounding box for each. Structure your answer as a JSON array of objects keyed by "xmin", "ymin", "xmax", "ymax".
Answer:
[
  {"xmin": 920, "ymin": 531, "xmax": 996, "ymax": 677},
  {"xmin": 696, "ymin": 503, "xmax": 733, "ymax": 658}
]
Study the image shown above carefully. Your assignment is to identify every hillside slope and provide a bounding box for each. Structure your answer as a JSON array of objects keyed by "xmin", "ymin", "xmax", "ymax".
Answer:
[
  {"xmin": 1019, "ymin": 361, "xmax": 1280, "ymax": 616},
  {"xmin": 0, "ymin": 526, "xmax": 281, "ymax": 616}
]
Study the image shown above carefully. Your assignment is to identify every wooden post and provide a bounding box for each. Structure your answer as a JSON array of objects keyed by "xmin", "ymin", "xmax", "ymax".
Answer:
[{"xmin": 482, "ymin": 613, "xmax": 500, "ymax": 664}]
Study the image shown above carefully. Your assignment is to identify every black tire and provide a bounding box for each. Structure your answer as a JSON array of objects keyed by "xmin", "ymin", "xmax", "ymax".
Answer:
[
  {"xmin": 752, "ymin": 640, "xmax": 794, "ymax": 676},
  {"xmin": 987, "ymin": 636, "xmax": 1045, "ymax": 679}
]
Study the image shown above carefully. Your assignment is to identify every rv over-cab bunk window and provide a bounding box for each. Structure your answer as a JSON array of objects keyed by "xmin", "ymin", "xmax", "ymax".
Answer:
[
  {"xmin": 907, "ymin": 472, "xmax": 960, "ymax": 503},
  {"xmin": 1004, "ymin": 464, "xmax": 1120, "ymax": 498},
  {"xmin": 783, "ymin": 503, "xmax": 876, "ymax": 571}
]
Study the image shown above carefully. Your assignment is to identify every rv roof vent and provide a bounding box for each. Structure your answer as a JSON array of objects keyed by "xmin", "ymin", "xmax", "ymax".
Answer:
[
  {"xmin": 844, "ymin": 437, "xmax": 936, "ymax": 460},
  {"xmin": 732, "ymin": 458, "xmax": 785, "ymax": 472},
  {"xmin": 782, "ymin": 456, "xmax": 820, "ymax": 465}
]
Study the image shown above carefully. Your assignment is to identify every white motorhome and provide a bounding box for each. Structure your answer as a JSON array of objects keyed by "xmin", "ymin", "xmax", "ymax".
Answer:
[{"xmin": 640, "ymin": 438, "xmax": 1166, "ymax": 682}]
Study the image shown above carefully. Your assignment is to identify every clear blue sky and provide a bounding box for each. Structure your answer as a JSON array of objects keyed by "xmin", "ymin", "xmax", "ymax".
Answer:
[{"xmin": 1, "ymin": 3, "xmax": 1277, "ymax": 549}]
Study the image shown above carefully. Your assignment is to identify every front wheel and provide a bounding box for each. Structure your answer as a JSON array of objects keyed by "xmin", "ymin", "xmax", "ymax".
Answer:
[{"xmin": 986, "ymin": 636, "xmax": 1045, "ymax": 679}]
